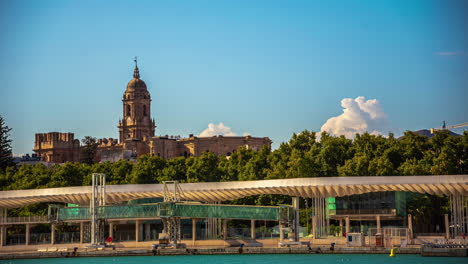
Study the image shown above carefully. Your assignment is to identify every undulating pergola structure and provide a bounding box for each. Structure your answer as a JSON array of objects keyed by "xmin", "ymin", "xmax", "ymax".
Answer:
[
  {"xmin": 0, "ymin": 175, "xmax": 467, "ymax": 247},
  {"xmin": 0, "ymin": 175, "xmax": 466, "ymax": 207}
]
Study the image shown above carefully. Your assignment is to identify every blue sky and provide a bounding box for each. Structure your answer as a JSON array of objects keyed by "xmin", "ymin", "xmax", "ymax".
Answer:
[{"xmin": 0, "ymin": 0, "xmax": 467, "ymax": 155}]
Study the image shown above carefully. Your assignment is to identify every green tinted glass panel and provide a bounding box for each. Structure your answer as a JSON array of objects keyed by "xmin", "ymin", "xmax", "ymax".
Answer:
[{"xmin": 58, "ymin": 203, "xmax": 282, "ymax": 221}]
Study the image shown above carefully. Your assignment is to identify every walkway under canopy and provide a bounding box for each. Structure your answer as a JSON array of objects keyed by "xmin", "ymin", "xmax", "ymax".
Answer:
[{"xmin": 0, "ymin": 175, "xmax": 467, "ymax": 208}]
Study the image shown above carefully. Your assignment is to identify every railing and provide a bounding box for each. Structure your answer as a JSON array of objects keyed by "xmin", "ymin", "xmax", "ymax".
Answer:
[
  {"xmin": 335, "ymin": 209, "xmax": 396, "ymax": 215},
  {"xmin": 0, "ymin": 216, "xmax": 49, "ymax": 224},
  {"xmin": 29, "ymin": 233, "xmax": 51, "ymax": 245},
  {"xmin": 226, "ymin": 227, "xmax": 282, "ymax": 240},
  {"xmin": 6, "ymin": 232, "xmax": 82, "ymax": 245},
  {"xmin": 415, "ymin": 233, "xmax": 446, "ymax": 237},
  {"xmin": 113, "ymin": 230, "xmax": 136, "ymax": 242},
  {"xmin": 6, "ymin": 234, "xmax": 25, "ymax": 245},
  {"xmin": 368, "ymin": 227, "xmax": 408, "ymax": 237},
  {"xmin": 55, "ymin": 232, "xmax": 81, "ymax": 244}
]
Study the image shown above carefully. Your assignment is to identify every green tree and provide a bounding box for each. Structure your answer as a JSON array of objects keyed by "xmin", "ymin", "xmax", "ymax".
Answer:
[
  {"xmin": 338, "ymin": 153, "xmax": 371, "ymax": 176},
  {"xmin": 368, "ymin": 156, "xmax": 395, "ymax": 176},
  {"xmin": 111, "ymin": 159, "xmax": 134, "ymax": 184},
  {"xmin": 129, "ymin": 155, "xmax": 165, "ymax": 184},
  {"xmin": 9, "ymin": 164, "xmax": 52, "ymax": 190},
  {"xmin": 430, "ymin": 133, "xmax": 464, "ymax": 175},
  {"xmin": 461, "ymin": 131, "xmax": 468, "ymax": 174},
  {"xmin": 266, "ymin": 130, "xmax": 318, "ymax": 179},
  {"xmin": 82, "ymin": 161, "xmax": 114, "ymax": 185},
  {"xmin": 0, "ymin": 115, "xmax": 13, "ymax": 172},
  {"xmin": 398, "ymin": 158, "xmax": 431, "ymax": 175},
  {"xmin": 160, "ymin": 157, "xmax": 187, "ymax": 182},
  {"xmin": 399, "ymin": 131, "xmax": 429, "ymax": 160},
  {"xmin": 49, "ymin": 162, "xmax": 90, "ymax": 187},
  {"xmin": 316, "ymin": 132, "xmax": 352, "ymax": 176},
  {"xmin": 80, "ymin": 136, "xmax": 98, "ymax": 165},
  {"xmin": 186, "ymin": 152, "xmax": 221, "ymax": 182},
  {"xmin": 240, "ymin": 145, "xmax": 271, "ymax": 181},
  {"xmin": 218, "ymin": 146, "xmax": 266, "ymax": 182}
]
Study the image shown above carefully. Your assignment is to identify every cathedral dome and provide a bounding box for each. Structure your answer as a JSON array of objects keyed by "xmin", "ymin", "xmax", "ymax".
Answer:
[
  {"xmin": 127, "ymin": 78, "xmax": 147, "ymax": 90},
  {"xmin": 126, "ymin": 65, "xmax": 147, "ymax": 90}
]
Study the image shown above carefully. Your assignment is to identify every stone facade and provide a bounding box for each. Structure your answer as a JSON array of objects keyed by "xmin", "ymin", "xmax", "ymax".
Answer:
[
  {"xmin": 145, "ymin": 135, "xmax": 271, "ymax": 159},
  {"xmin": 33, "ymin": 132, "xmax": 80, "ymax": 163},
  {"xmin": 33, "ymin": 63, "xmax": 271, "ymax": 163}
]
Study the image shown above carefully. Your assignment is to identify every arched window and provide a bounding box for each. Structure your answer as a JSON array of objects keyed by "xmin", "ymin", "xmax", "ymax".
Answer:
[
  {"xmin": 143, "ymin": 105, "xmax": 147, "ymax": 116},
  {"xmin": 126, "ymin": 105, "xmax": 131, "ymax": 116}
]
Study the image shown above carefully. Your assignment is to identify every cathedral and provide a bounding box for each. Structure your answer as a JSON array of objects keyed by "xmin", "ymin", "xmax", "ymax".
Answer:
[{"xmin": 33, "ymin": 62, "xmax": 271, "ymax": 163}]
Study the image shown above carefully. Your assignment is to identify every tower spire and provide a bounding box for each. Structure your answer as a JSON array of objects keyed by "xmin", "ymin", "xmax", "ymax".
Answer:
[{"xmin": 133, "ymin": 56, "xmax": 140, "ymax": 79}]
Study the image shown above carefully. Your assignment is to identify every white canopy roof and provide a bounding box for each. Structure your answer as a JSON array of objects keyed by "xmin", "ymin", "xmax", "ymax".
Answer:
[{"xmin": 0, "ymin": 175, "xmax": 467, "ymax": 208}]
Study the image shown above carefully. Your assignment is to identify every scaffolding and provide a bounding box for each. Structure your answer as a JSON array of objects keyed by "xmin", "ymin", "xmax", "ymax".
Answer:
[
  {"xmin": 163, "ymin": 181, "xmax": 184, "ymax": 202},
  {"xmin": 55, "ymin": 176, "xmax": 294, "ymax": 244},
  {"xmin": 90, "ymin": 173, "xmax": 106, "ymax": 245}
]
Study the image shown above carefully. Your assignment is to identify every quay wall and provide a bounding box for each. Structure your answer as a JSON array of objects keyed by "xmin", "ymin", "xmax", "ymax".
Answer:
[{"xmin": 0, "ymin": 246, "xmax": 422, "ymax": 260}]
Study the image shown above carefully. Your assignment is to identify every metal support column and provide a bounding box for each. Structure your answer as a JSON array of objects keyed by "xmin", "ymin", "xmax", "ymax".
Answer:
[
  {"xmin": 135, "ymin": 220, "xmax": 141, "ymax": 242},
  {"xmin": 0, "ymin": 226, "xmax": 5, "ymax": 247},
  {"xmin": 0, "ymin": 208, "xmax": 6, "ymax": 225},
  {"xmin": 407, "ymin": 214, "xmax": 413, "ymax": 241},
  {"xmin": 25, "ymin": 224, "xmax": 31, "ymax": 246},
  {"xmin": 0, "ymin": 208, "xmax": 6, "ymax": 247},
  {"xmin": 80, "ymin": 222, "xmax": 84, "ymax": 244},
  {"xmin": 51, "ymin": 223, "xmax": 56, "ymax": 245},
  {"xmin": 279, "ymin": 223, "xmax": 284, "ymax": 242},
  {"xmin": 109, "ymin": 222, "xmax": 114, "ymax": 239},
  {"xmin": 192, "ymin": 219, "xmax": 198, "ymax": 245},
  {"xmin": 345, "ymin": 216, "xmax": 350, "ymax": 234},
  {"xmin": 376, "ymin": 215, "xmax": 381, "ymax": 233},
  {"xmin": 250, "ymin": 220, "xmax": 256, "ymax": 240},
  {"xmin": 311, "ymin": 216, "xmax": 317, "ymax": 239},
  {"xmin": 445, "ymin": 214, "xmax": 450, "ymax": 239},
  {"xmin": 292, "ymin": 197, "xmax": 300, "ymax": 242},
  {"xmin": 339, "ymin": 218, "xmax": 343, "ymax": 235}
]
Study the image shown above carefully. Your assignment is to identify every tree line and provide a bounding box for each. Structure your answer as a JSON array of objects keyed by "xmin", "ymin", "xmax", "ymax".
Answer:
[{"xmin": 1, "ymin": 130, "xmax": 466, "ymax": 190}]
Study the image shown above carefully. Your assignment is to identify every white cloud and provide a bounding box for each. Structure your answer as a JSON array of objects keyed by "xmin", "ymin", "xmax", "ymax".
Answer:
[
  {"xmin": 320, "ymin": 96, "xmax": 387, "ymax": 138},
  {"xmin": 198, "ymin": 122, "xmax": 239, "ymax": 137}
]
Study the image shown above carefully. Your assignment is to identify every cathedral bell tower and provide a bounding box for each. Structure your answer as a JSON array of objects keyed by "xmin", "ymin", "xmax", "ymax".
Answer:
[{"xmin": 118, "ymin": 58, "xmax": 156, "ymax": 142}]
